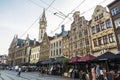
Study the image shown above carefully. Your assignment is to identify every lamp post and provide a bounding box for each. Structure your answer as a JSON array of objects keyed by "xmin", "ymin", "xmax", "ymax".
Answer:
[{"xmin": 54, "ymin": 11, "xmax": 72, "ymax": 20}]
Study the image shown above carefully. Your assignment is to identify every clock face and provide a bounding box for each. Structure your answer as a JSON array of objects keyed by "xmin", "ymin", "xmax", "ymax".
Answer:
[{"xmin": 41, "ymin": 25, "xmax": 44, "ymax": 27}]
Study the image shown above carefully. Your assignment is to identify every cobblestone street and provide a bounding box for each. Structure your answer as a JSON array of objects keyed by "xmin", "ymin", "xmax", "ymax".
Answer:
[{"xmin": 0, "ymin": 70, "xmax": 79, "ymax": 80}]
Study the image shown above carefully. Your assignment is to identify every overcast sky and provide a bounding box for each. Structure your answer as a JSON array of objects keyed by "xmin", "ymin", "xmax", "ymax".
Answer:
[{"xmin": 0, "ymin": 0, "xmax": 114, "ymax": 55}]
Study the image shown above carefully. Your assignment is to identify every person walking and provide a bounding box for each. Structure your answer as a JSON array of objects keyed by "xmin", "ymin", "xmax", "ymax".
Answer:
[
  {"xmin": 17, "ymin": 67, "xmax": 22, "ymax": 77},
  {"xmin": 91, "ymin": 65, "xmax": 96, "ymax": 80},
  {"xmin": 96, "ymin": 65, "xmax": 104, "ymax": 80}
]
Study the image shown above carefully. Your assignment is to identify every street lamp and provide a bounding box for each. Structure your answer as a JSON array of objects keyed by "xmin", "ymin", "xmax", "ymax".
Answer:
[{"xmin": 54, "ymin": 11, "xmax": 72, "ymax": 20}]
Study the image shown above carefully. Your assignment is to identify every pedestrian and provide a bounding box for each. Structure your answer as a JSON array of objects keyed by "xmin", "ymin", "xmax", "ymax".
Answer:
[
  {"xmin": 17, "ymin": 67, "xmax": 21, "ymax": 77},
  {"xmin": 72, "ymin": 69, "xmax": 75, "ymax": 80},
  {"xmin": 96, "ymin": 65, "xmax": 104, "ymax": 80},
  {"xmin": 91, "ymin": 65, "xmax": 96, "ymax": 80}
]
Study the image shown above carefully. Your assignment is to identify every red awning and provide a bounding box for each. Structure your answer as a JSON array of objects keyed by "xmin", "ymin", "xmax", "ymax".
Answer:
[
  {"xmin": 78, "ymin": 54, "xmax": 95, "ymax": 62},
  {"xmin": 69, "ymin": 56, "xmax": 81, "ymax": 63}
]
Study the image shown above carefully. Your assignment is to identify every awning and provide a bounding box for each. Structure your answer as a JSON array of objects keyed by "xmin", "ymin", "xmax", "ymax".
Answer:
[
  {"xmin": 36, "ymin": 61, "xmax": 42, "ymax": 66},
  {"xmin": 116, "ymin": 53, "xmax": 120, "ymax": 60},
  {"xmin": 53, "ymin": 56, "xmax": 66, "ymax": 64},
  {"xmin": 78, "ymin": 54, "xmax": 95, "ymax": 62},
  {"xmin": 69, "ymin": 56, "xmax": 81, "ymax": 63},
  {"xmin": 95, "ymin": 51, "xmax": 117, "ymax": 61},
  {"xmin": 41, "ymin": 60, "xmax": 49, "ymax": 65},
  {"xmin": 0, "ymin": 63, "xmax": 9, "ymax": 66},
  {"xmin": 21, "ymin": 62, "xmax": 29, "ymax": 66},
  {"xmin": 116, "ymin": 53, "xmax": 120, "ymax": 57},
  {"xmin": 48, "ymin": 58, "xmax": 55, "ymax": 64}
]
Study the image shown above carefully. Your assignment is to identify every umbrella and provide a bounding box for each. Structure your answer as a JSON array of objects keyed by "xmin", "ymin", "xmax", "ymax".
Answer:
[
  {"xmin": 48, "ymin": 58, "xmax": 55, "ymax": 64},
  {"xmin": 41, "ymin": 60, "xmax": 49, "ymax": 65},
  {"xmin": 69, "ymin": 56, "xmax": 81, "ymax": 63},
  {"xmin": 115, "ymin": 53, "xmax": 120, "ymax": 61},
  {"xmin": 116, "ymin": 53, "xmax": 120, "ymax": 58},
  {"xmin": 53, "ymin": 56, "xmax": 66, "ymax": 64},
  {"xmin": 36, "ymin": 61, "xmax": 42, "ymax": 66},
  {"xmin": 94, "ymin": 51, "xmax": 117, "ymax": 71},
  {"xmin": 21, "ymin": 62, "xmax": 29, "ymax": 66},
  {"xmin": 95, "ymin": 51, "xmax": 117, "ymax": 60},
  {"xmin": 78, "ymin": 54, "xmax": 95, "ymax": 62}
]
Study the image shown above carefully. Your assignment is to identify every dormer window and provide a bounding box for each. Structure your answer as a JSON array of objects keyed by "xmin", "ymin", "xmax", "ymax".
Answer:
[
  {"xmin": 79, "ymin": 24, "xmax": 82, "ymax": 28},
  {"xmin": 97, "ymin": 9, "xmax": 99, "ymax": 12},
  {"xmin": 111, "ymin": 7, "xmax": 119, "ymax": 16},
  {"xmin": 95, "ymin": 16, "xmax": 99, "ymax": 21},
  {"xmin": 99, "ymin": 13, "xmax": 103, "ymax": 19}
]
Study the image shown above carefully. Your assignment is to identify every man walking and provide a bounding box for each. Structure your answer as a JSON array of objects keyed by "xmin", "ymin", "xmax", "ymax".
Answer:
[{"xmin": 17, "ymin": 67, "xmax": 22, "ymax": 77}]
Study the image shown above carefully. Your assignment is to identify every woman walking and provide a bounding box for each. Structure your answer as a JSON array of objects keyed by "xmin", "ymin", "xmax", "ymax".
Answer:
[{"xmin": 91, "ymin": 65, "xmax": 96, "ymax": 80}]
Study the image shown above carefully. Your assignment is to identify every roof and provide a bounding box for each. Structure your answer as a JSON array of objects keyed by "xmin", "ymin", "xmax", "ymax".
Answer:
[
  {"xmin": 107, "ymin": 0, "xmax": 119, "ymax": 7},
  {"xmin": 17, "ymin": 39, "xmax": 25, "ymax": 47},
  {"xmin": 48, "ymin": 36, "xmax": 54, "ymax": 40}
]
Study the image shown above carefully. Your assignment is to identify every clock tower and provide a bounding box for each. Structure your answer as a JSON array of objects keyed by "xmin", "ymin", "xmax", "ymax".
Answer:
[{"xmin": 38, "ymin": 9, "xmax": 47, "ymax": 42}]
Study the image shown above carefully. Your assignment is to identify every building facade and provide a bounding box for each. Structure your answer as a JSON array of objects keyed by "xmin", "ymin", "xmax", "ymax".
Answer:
[
  {"xmin": 108, "ymin": 0, "xmax": 120, "ymax": 51},
  {"xmin": 0, "ymin": 55, "xmax": 7, "ymax": 64},
  {"xmin": 62, "ymin": 31, "xmax": 70, "ymax": 58},
  {"xmin": 8, "ymin": 35, "xmax": 38, "ymax": 66},
  {"xmin": 39, "ymin": 32, "xmax": 52, "ymax": 61},
  {"xmin": 8, "ymin": 35, "xmax": 22, "ymax": 66},
  {"xmin": 90, "ymin": 5, "xmax": 118, "ymax": 56},
  {"xmin": 30, "ymin": 45, "xmax": 40, "ymax": 63},
  {"xmin": 69, "ymin": 11, "xmax": 91, "ymax": 57},
  {"xmin": 50, "ymin": 25, "xmax": 68, "ymax": 58}
]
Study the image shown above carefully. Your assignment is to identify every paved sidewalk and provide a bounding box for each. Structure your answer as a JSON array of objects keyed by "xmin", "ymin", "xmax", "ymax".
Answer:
[
  {"xmin": 0, "ymin": 70, "xmax": 80, "ymax": 80},
  {"xmin": 26, "ymin": 71, "xmax": 80, "ymax": 80}
]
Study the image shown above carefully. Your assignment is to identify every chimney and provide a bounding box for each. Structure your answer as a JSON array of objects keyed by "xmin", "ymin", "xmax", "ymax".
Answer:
[
  {"xmin": 55, "ymin": 33, "xmax": 58, "ymax": 38},
  {"xmin": 61, "ymin": 25, "xmax": 65, "ymax": 33},
  {"xmin": 34, "ymin": 38, "xmax": 36, "ymax": 46}
]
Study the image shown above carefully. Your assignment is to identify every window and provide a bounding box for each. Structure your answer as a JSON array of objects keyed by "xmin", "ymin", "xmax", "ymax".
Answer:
[
  {"xmin": 111, "ymin": 7, "xmax": 119, "ymax": 16},
  {"xmin": 100, "ymin": 22, "xmax": 106, "ymax": 30},
  {"xmin": 79, "ymin": 24, "xmax": 82, "ymax": 28},
  {"xmin": 59, "ymin": 48, "xmax": 61, "ymax": 54},
  {"xmin": 59, "ymin": 41, "xmax": 61, "ymax": 46},
  {"xmin": 114, "ymin": 18, "xmax": 120, "ymax": 28},
  {"xmin": 118, "ymin": 34, "xmax": 120, "ymax": 44},
  {"xmin": 51, "ymin": 44, "xmax": 53, "ymax": 48},
  {"xmin": 54, "ymin": 43, "xmax": 55, "ymax": 48},
  {"xmin": 108, "ymin": 34, "xmax": 114, "ymax": 43},
  {"xmin": 98, "ymin": 37, "xmax": 103, "ymax": 45},
  {"xmin": 80, "ymin": 41, "xmax": 83, "ymax": 48},
  {"xmin": 56, "ymin": 42, "xmax": 58, "ymax": 47},
  {"xmin": 56, "ymin": 49, "xmax": 58, "ymax": 55},
  {"xmin": 74, "ymin": 35, "xmax": 77, "ymax": 39},
  {"xmin": 93, "ymin": 39, "xmax": 97, "ymax": 47},
  {"xmin": 96, "ymin": 25, "xmax": 100, "ymax": 32},
  {"xmin": 84, "ymin": 29, "xmax": 88, "ymax": 35},
  {"xmin": 92, "ymin": 26, "xmax": 96, "ymax": 34},
  {"xmin": 85, "ymin": 39, "xmax": 89, "ymax": 45},
  {"xmin": 54, "ymin": 50, "xmax": 55, "ymax": 55},
  {"xmin": 103, "ymin": 35, "xmax": 108, "ymax": 44},
  {"xmin": 51, "ymin": 51, "xmax": 52, "ymax": 56},
  {"xmin": 41, "ymin": 30, "xmax": 43, "ymax": 33},
  {"xmin": 73, "ymin": 28, "xmax": 76, "ymax": 31},
  {"xmin": 106, "ymin": 19, "xmax": 111, "ymax": 28},
  {"xmin": 74, "ymin": 44, "xmax": 77, "ymax": 48},
  {"xmin": 95, "ymin": 16, "xmax": 99, "ymax": 21},
  {"xmin": 99, "ymin": 13, "xmax": 103, "ymax": 19},
  {"xmin": 97, "ymin": 9, "xmax": 99, "ymax": 12},
  {"xmin": 79, "ymin": 32, "xmax": 82, "ymax": 37}
]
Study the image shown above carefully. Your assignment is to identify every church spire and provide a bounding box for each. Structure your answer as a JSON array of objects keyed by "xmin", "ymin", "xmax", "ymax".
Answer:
[
  {"xmin": 40, "ymin": 8, "xmax": 46, "ymax": 22},
  {"xmin": 38, "ymin": 8, "xmax": 47, "ymax": 42}
]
